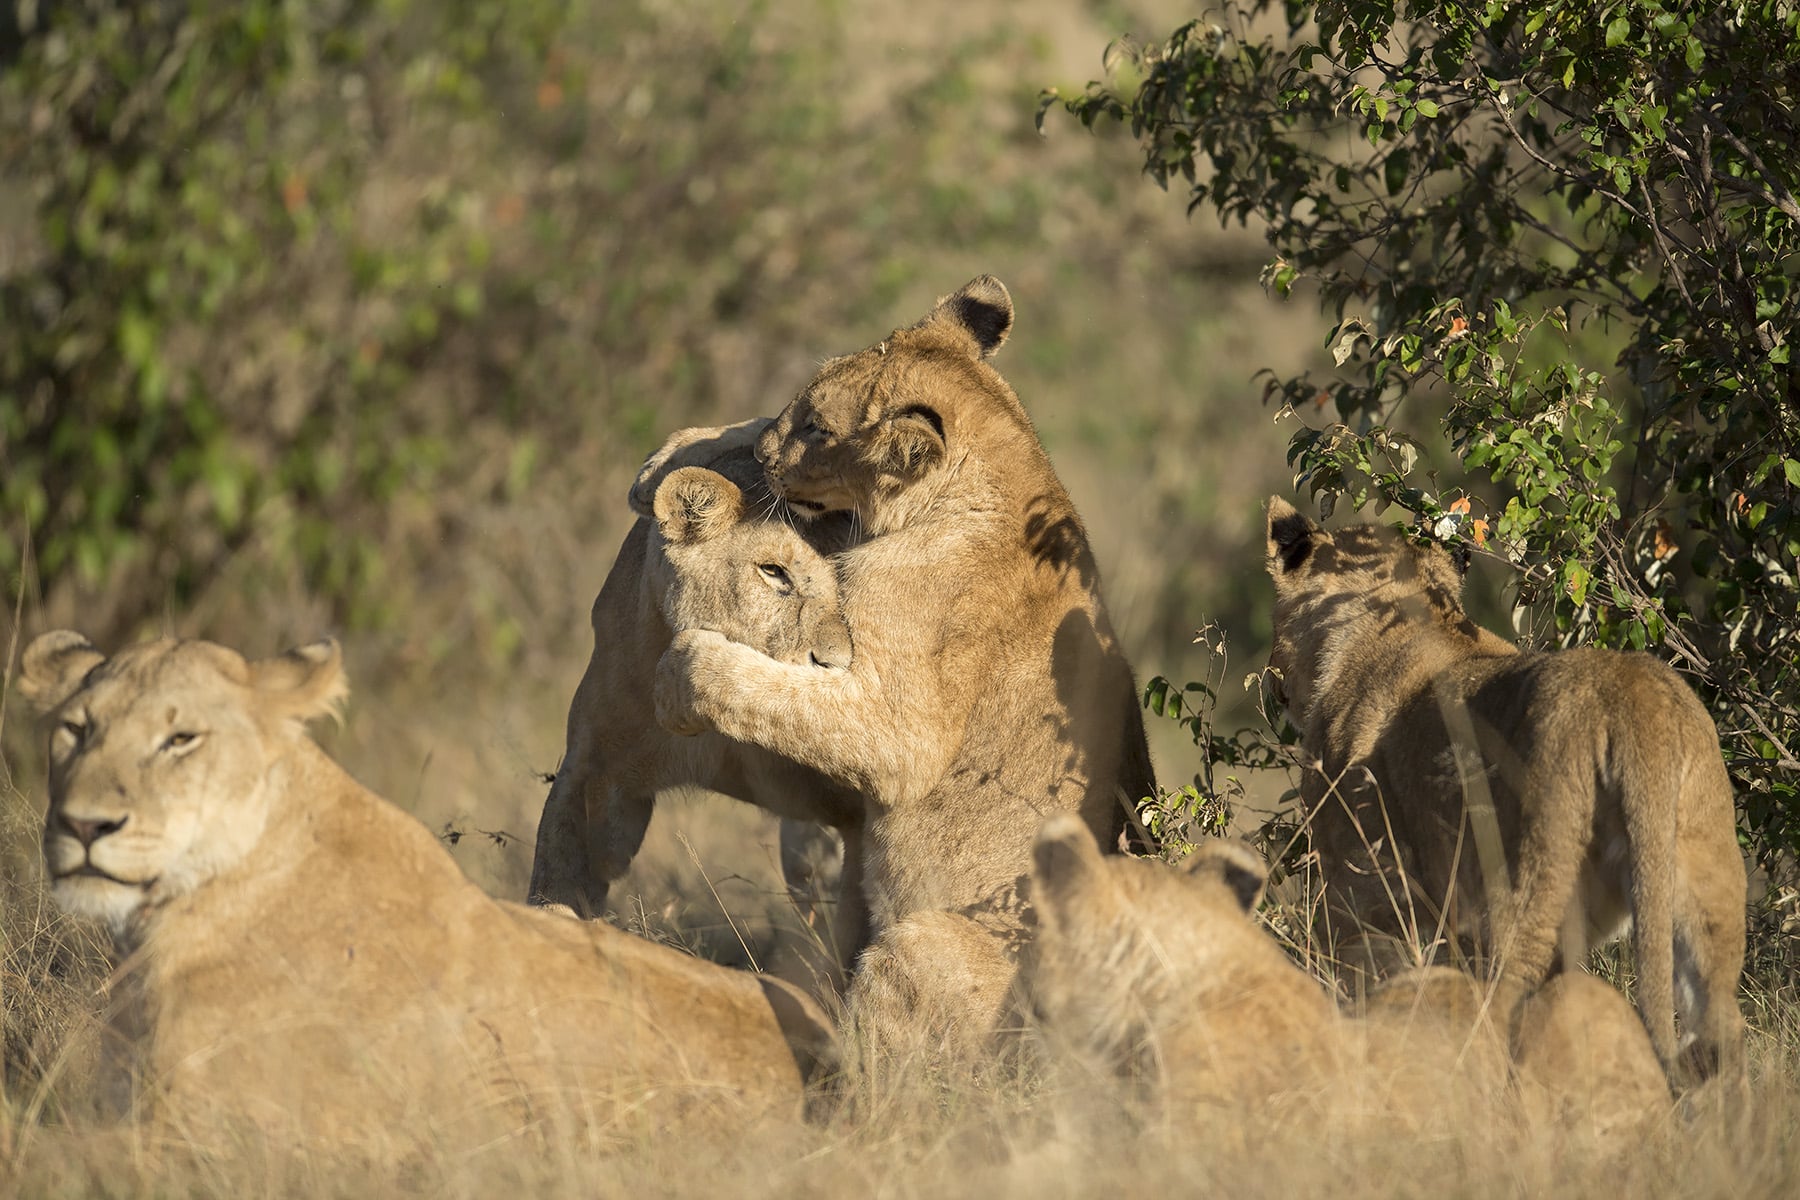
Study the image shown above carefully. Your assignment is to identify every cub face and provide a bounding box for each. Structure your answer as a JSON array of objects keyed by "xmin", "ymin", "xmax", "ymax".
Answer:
[
  {"xmin": 649, "ymin": 466, "xmax": 852, "ymax": 670},
  {"xmin": 19, "ymin": 632, "xmax": 346, "ymax": 939},
  {"xmin": 755, "ymin": 275, "xmax": 1015, "ymax": 528}
]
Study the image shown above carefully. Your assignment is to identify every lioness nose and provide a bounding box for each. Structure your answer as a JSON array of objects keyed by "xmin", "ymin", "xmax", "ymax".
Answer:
[
  {"xmin": 61, "ymin": 813, "xmax": 127, "ymax": 847},
  {"xmin": 808, "ymin": 622, "xmax": 852, "ymax": 671}
]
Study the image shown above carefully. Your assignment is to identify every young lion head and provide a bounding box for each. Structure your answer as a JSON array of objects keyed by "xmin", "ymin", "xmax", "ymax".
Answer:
[
  {"xmin": 19, "ymin": 632, "xmax": 347, "ymax": 940},
  {"xmin": 647, "ymin": 465, "xmax": 852, "ymax": 670},
  {"xmin": 753, "ymin": 275, "xmax": 1017, "ymax": 533},
  {"xmin": 1264, "ymin": 494, "xmax": 1491, "ymax": 724},
  {"xmin": 1026, "ymin": 815, "xmax": 1340, "ymax": 1102}
]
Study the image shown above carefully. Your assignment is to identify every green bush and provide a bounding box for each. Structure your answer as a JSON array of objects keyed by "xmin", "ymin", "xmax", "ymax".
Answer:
[
  {"xmin": 1048, "ymin": 0, "xmax": 1799, "ymax": 866},
  {"xmin": 0, "ymin": 0, "xmax": 965, "ymax": 636}
]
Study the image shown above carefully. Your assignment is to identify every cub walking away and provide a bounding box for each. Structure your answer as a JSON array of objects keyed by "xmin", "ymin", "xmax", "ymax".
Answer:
[{"xmin": 1263, "ymin": 496, "xmax": 1746, "ymax": 1086}]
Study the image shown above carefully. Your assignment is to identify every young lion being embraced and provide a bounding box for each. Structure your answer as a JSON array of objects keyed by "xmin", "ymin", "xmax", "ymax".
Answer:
[
  {"xmin": 1264, "ymin": 496, "xmax": 1747, "ymax": 1087},
  {"xmin": 653, "ymin": 275, "xmax": 1155, "ymax": 934},
  {"xmin": 528, "ymin": 452, "xmax": 871, "ymax": 971}
]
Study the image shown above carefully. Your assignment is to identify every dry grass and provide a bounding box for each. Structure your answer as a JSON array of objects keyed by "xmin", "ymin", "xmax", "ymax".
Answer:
[
  {"xmin": 2, "ymin": 696, "xmax": 1797, "ymax": 1198},
  {"xmin": 2, "ymin": 973, "xmax": 1796, "ymax": 1198},
  {"xmin": 2, "ymin": 0, "xmax": 1795, "ymax": 1190}
]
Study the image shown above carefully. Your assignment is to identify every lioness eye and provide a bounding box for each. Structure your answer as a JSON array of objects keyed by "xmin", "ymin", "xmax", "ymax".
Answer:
[
  {"xmin": 161, "ymin": 731, "xmax": 202, "ymax": 753},
  {"xmin": 55, "ymin": 719, "xmax": 86, "ymax": 748},
  {"xmin": 758, "ymin": 563, "xmax": 794, "ymax": 589}
]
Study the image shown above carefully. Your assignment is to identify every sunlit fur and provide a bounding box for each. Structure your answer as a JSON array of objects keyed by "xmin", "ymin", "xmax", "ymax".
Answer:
[
  {"xmin": 655, "ymin": 277, "xmax": 1156, "ymax": 939},
  {"xmin": 1025, "ymin": 816, "xmax": 1345, "ymax": 1112},
  {"xmin": 527, "ymin": 447, "xmax": 871, "ymax": 973},
  {"xmin": 1024, "ymin": 820, "xmax": 1670, "ymax": 1144},
  {"xmin": 20, "ymin": 631, "xmax": 836, "ymax": 1150},
  {"xmin": 1264, "ymin": 496, "xmax": 1747, "ymax": 1089},
  {"xmin": 27, "ymin": 635, "xmax": 347, "ymax": 940}
]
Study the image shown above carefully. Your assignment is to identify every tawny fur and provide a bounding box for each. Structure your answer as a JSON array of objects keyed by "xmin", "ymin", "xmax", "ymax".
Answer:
[
  {"xmin": 1511, "ymin": 972, "xmax": 1672, "ymax": 1143},
  {"xmin": 1024, "ymin": 826, "xmax": 1656, "ymax": 1148},
  {"xmin": 1264, "ymin": 495, "xmax": 1747, "ymax": 1087},
  {"xmin": 1025, "ymin": 816, "xmax": 1344, "ymax": 1114},
  {"xmin": 526, "ymin": 454, "xmax": 871, "ymax": 972},
  {"xmin": 654, "ymin": 275, "xmax": 1156, "ymax": 936},
  {"xmin": 846, "ymin": 909, "xmax": 1021, "ymax": 1074},
  {"xmin": 1350, "ymin": 966, "xmax": 1515, "ymax": 1131},
  {"xmin": 22, "ymin": 632, "xmax": 836, "ymax": 1152}
]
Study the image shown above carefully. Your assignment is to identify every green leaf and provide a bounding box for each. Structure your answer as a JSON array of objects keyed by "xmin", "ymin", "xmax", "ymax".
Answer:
[
  {"xmin": 1605, "ymin": 16, "xmax": 1630, "ymax": 47},
  {"xmin": 1785, "ymin": 459, "xmax": 1800, "ymax": 488},
  {"xmin": 1685, "ymin": 36, "xmax": 1704, "ymax": 71},
  {"xmin": 1414, "ymin": 98, "xmax": 1439, "ymax": 118}
]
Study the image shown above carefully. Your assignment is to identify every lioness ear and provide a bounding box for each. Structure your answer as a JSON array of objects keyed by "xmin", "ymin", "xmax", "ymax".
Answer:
[
  {"xmin": 653, "ymin": 467, "xmax": 745, "ymax": 544},
  {"xmin": 628, "ymin": 418, "xmax": 773, "ymax": 518},
  {"xmin": 1267, "ymin": 495, "xmax": 1323, "ymax": 577},
  {"xmin": 874, "ymin": 405, "xmax": 946, "ymax": 477},
  {"xmin": 925, "ymin": 275, "xmax": 1013, "ymax": 360},
  {"xmin": 1032, "ymin": 814, "xmax": 1104, "ymax": 910},
  {"xmin": 250, "ymin": 639, "xmax": 349, "ymax": 725},
  {"xmin": 17, "ymin": 630, "xmax": 106, "ymax": 712},
  {"xmin": 1184, "ymin": 838, "xmax": 1269, "ymax": 914}
]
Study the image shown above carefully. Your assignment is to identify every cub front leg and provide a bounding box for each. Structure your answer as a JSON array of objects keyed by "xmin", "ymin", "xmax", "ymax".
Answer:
[{"xmin": 655, "ymin": 628, "xmax": 949, "ymax": 803}]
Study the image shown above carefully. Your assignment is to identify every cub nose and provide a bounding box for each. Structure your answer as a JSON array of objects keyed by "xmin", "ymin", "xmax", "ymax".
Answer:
[
  {"xmin": 753, "ymin": 424, "xmax": 781, "ymax": 467},
  {"xmin": 61, "ymin": 813, "xmax": 127, "ymax": 847}
]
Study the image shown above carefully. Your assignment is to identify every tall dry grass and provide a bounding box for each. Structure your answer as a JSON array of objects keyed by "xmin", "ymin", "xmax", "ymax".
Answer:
[
  {"xmin": 2, "ymin": 643, "xmax": 1796, "ymax": 1198},
  {"xmin": 1, "ymin": 891, "xmax": 1796, "ymax": 1200},
  {"xmin": 2, "ymin": 0, "xmax": 1796, "ymax": 1192}
]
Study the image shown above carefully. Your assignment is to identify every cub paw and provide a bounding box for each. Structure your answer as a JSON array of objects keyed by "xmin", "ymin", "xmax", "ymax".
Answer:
[{"xmin": 654, "ymin": 629, "xmax": 726, "ymax": 736}]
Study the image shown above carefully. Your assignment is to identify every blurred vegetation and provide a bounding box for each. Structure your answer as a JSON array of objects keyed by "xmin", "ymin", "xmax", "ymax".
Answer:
[
  {"xmin": 0, "ymin": 0, "xmax": 1077, "ymax": 641},
  {"xmin": 2, "ymin": 0, "xmax": 1326, "ymax": 908},
  {"xmin": 1049, "ymin": 0, "xmax": 1800, "ymax": 871}
]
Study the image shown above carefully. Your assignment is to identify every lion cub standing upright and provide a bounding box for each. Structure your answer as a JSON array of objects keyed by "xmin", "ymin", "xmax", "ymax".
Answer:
[
  {"xmin": 1264, "ymin": 496, "xmax": 1746, "ymax": 1086},
  {"xmin": 655, "ymin": 276, "xmax": 1155, "ymax": 931}
]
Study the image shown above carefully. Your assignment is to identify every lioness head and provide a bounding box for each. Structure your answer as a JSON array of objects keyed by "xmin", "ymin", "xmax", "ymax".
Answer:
[
  {"xmin": 754, "ymin": 275, "xmax": 1015, "ymax": 531},
  {"xmin": 1264, "ymin": 495, "xmax": 1484, "ymax": 721},
  {"xmin": 1026, "ymin": 814, "xmax": 1276, "ymax": 1062},
  {"xmin": 649, "ymin": 466, "xmax": 852, "ymax": 670},
  {"xmin": 20, "ymin": 632, "xmax": 347, "ymax": 939}
]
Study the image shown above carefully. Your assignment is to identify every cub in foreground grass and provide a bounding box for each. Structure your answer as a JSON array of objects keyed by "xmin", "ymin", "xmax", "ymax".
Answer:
[
  {"xmin": 1024, "ymin": 820, "xmax": 1672, "ymax": 1145},
  {"xmin": 21, "ymin": 631, "xmax": 836, "ymax": 1154},
  {"xmin": 527, "ymin": 455, "xmax": 870, "ymax": 971},
  {"xmin": 1264, "ymin": 496, "xmax": 1746, "ymax": 1086},
  {"xmin": 1025, "ymin": 815, "xmax": 1345, "ymax": 1115}
]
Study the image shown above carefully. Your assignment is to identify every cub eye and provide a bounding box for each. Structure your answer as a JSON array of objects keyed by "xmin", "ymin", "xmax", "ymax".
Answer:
[
  {"xmin": 802, "ymin": 418, "xmax": 824, "ymax": 439},
  {"xmin": 758, "ymin": 563, "xmax": 794, "ymax": 590},
  {"xmin": 161, "ymin": 731, "xmax": 203, "ymax": 753}
]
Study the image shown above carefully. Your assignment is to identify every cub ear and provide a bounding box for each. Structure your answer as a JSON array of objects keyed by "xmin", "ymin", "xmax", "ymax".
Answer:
[
  {"xmin": 17, "ymin": 631, "xmax": 106, "ymax": 712},
  {"xmin": 1183, "ymin": 838, "xmax": 1270, "ymax": 914},
  {"xmin": 1266, "ymin": 495, "xmax": 1323, "ymax": 577},
  {"xmin": 250, "ymin": 638, "xmax": 349, "ymax": 726},
  {"xmin": 874, "ymin": 405, "xmax": 946, "ymax": 477},
  {"xmin": 926, "ymin": 275, "xmax": 1013, "ymax": 360},
  {"xmin": 653, "ymin": 467, "xmax": 745, "ymax": 544},
  {"xmin": 628, "ymin": 418, "xmax": 773, "ymax": 518},
  {"xmin": 1032, "ymin": 814, "xmax": 1104, "ymax": 912}
]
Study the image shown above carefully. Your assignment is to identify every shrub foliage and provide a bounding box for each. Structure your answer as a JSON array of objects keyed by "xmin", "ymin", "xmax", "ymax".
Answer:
[
  {"xmin": 0, "ymin": 0, "xmax": 936, "ymax": 637},
  {"xmin": 1047, "ymin": 1, "xmax": 1799, "ymax": 864}
]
